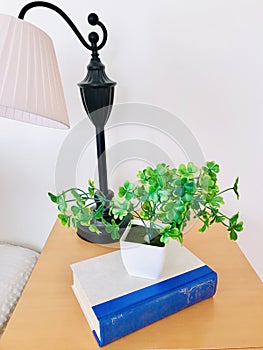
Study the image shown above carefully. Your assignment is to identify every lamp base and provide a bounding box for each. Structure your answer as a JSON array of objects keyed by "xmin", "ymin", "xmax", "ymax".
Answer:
[{"xmin": 77, "ymin": 214, "xmax": 131, "ymax": 244}]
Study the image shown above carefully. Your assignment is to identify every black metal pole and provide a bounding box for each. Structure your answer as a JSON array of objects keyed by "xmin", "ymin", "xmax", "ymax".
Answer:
[{"xmin": 96, "ymin": 127, "xmax": 108, "ymax": 195}]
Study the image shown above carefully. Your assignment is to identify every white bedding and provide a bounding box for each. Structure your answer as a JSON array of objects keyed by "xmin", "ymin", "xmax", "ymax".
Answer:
[{"xmin": 0, "ymin": 244, "xmax": 39, "ymax": 335}]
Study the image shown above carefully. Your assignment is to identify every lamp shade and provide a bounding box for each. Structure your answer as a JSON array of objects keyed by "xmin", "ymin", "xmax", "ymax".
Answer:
[{"xmin": 0, "ymin": 14, "xmax": 69, "ymax": 128}]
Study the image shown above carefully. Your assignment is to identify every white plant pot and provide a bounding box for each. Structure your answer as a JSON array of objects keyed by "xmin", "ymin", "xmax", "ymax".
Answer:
[{"xmin": 120, "ymin": 220, "xmax": 167, "ymax": 279}]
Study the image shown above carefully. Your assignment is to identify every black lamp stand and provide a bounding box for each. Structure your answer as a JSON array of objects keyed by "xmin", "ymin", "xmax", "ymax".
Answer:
[{"xmin": 19, "ymin": 1, "xmax": 129, "ymax": 243}]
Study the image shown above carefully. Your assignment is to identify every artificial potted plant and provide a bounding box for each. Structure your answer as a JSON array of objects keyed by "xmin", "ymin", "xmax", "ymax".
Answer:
[{"xmin": 49, "ymin": 161, "xmax": 243, "ymax": 279}]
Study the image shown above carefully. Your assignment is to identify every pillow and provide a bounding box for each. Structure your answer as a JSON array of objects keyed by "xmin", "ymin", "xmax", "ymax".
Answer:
[{"xmin": 0, "ymin": 244, "xmax": 39, "ymax": 335}]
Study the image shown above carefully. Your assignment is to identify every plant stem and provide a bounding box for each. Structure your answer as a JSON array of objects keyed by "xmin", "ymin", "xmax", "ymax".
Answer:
[
  {"xmin": 62, "ymin": 188, "xmax": 89, "ymax": 196},
  {"xmin": 217, "ymin": 187, "xmax": 234, "ymax": 196},
  {"xmin": 84, "ymin": 201, "xmax": 97, "ymax": 209},
  {"xmin": 133, "ymin": 211, "xmax": 147, "ymax": 226},
  {"xmin": 149, "ymin": 220, "xmax": 154, "ymax": 240},
  {"xmin": 132, "ymin": 210, "xmax": 151, "ymax": 238}
]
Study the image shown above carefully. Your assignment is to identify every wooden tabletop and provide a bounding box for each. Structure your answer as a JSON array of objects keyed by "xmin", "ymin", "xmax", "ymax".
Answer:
[{"xmin": 0, "ymin": 220, "xmax": 262, "ymax": 350}]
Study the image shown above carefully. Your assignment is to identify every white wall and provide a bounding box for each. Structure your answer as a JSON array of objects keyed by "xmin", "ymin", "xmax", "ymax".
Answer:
[{"xmin": 0, "ymin": 0, "xmax": 262, "ymax": 279}]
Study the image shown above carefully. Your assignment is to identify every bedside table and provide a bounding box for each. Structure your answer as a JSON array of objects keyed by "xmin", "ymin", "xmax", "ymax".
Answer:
[{"xmin": 1, "ymin": 221, "xmax": 262, "ymax": 350}]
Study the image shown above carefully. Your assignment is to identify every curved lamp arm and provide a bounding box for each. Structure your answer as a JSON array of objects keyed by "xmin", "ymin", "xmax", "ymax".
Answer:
[{"xmin": 18, "ymin": 1, "xmax": 107, "ymax": 52}]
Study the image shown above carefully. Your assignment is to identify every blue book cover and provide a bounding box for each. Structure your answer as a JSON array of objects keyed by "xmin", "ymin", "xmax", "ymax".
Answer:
[{"xmin": 70, "ymin": 240, "xmax": 217, "ymax": 347}]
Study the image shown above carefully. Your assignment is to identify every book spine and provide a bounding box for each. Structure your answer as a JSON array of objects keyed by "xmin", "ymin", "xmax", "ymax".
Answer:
[{"xmin": 97, "ymin": 270, "xmax": 217, "ymax": 346}]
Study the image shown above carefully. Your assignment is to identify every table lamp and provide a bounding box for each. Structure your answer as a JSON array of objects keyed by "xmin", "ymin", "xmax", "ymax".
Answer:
[{"xmin": 0, "ymin": 1, "xmax": 124, "ymax": 243}]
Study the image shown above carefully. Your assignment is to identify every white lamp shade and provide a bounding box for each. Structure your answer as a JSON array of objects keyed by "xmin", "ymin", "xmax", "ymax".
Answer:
[{"xmin": 0, "ymin": 14, "xmax": 69, "ymax": 129}]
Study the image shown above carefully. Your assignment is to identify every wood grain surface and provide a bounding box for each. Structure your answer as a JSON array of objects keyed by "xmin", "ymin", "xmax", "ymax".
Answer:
[{"xmin": 1, "ymin": 220, "xmax": 262, "ymax": 350}]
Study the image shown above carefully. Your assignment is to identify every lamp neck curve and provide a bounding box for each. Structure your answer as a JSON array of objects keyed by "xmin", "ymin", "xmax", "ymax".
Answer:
[{"xmin": 18, "ymin": 1, "xmax": 108, "ymax": 52}]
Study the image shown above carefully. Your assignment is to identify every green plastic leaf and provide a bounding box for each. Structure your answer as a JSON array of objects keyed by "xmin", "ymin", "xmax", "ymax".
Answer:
[
  {"xmin": 229, "ymin": 230, "xmax": 238, "ymax": 240},
  {"xmin": 124, "ymin": 180, "xmax": 132, "ymax": 190},
  {"xmin": 125, "ymin": 191, "xmax": 134, "ymax": 201},
  {"xmin": 89, "ymin": 224, "xmax": 101, "ymax": 234},
  {"xmin": 58, "ymin": 213, "xmax": 69, "ymax": 226},
  {"xmin": 187, "ymin": 162, "xmax": 199, "ymax": 174},
  {"xmin": 156, "ymin": 163, "xmax": 168, "ymax": 175},
  {"xmin": 72, "ymin": 218, "xmax": 79, "ymax": 229},
  {"xmin": 148, "ymin": 192, "xmax": 159, "ymax": 203},
  {"xmin": 79, "ymin": 208, "xmax": 92, "ymax": 225},
  {"xmin": 134, "ymin": 186, "xmax": 148, "ymax": 202},
  {"xmin": 145, "ymin": 167, "xmax": 155, "ymax": 178},
  {"xmin": 104, "ymin": 224, "xmax": 113, "ymax": 234},
  {"xmin": 198, "ymin": 224, "xmax": 207, "ymax": 232},
  {"xmin": 191, "ymin": 198, "xmax": 201, "ymax": 211},
  {"xmin": 199, "ymin": 174, "xmax": 213, "ymax": 190},
  {"xmin": 162, "ymin": 202, "xmax": 174, "ymax": 211},
  {"xmin": 48, "ymin": 192, "xmax": 58, "ymax": 204},
  {"xmin": 184, "ymin": 181, "xmax": 196, "ymax": 194},
  {"xmin": 230, "ymin": 212, "xmax": 239, "ymax": 225},
  {"xmin": 71, "ymin": 205, "xmax": 81, "ymax": 216},
  {"xmin": 168, "ymin": 227, "xmax": 180, "ymax": 239},
  {"xmin": 206, "ymin": 161, "xmax": 220, "ymax": 173},
  {"xmin": 88, "ymin": 179, "xmax": 95, "ymax": 187},
  {"xmin": 166, "ymin": 209, "xmax": 176, "ymax": 221},
  {"xmin": 160, "ymin": 234, "xmax": 169, "ymax": 244},
  {"xmin": 118, "ymin": 186, "xmax": 126, "ymax": 198},
  {"xmin": 94, "ymin": 211, "xmax": 103, "ymax": 220},
  {"xmin": 104, "ymin": 220, "xmax": 120, "ymax": 240},
  {"xmin": 118, "ymin": 181, "xmax": 134, "ymax": 200},
  {"xmin": 87, "ymin": 179, "xmax": 96, "ymax": 197},
  {"xmin": 173, "ymin": 184, "xmax": 184, "ymax": 197},
  {"xmin": 111, "ymin": 228, "xmax": 120, "ymax": 240},
  {"xmin": 71, "ymin": 189, "xmax": 85, "ymax": 207},
  {"xmin": 177, "ymin": 164, "xmax": 187, "ymax": 175},
  {"xmin": 182, "ymin": 193, "xmax": 193, "ymax": 203},
  {"xmin": 233, "ymin": 177, "xmax": 240, "ymax": 199},
  {"xmin": 137, "ymin": 170, "xmax": 146, "ymax": 182},
  {"xmin": 215, "ymin": 215, "xmax": 226, "ymax": 223},
  {"xmin": 111, "ymin": 199, "xmax": 130, "ymax": 220},
  {"xmin": 57, "ymin": 195, "xmax": 67, "ymax": 213},
  {"xmin": 160, "ymin": 225, "xmax": 183, "ymax": 244},
  {"xmin": 158, "ymin": 190, "xmax": 169, "ymax": 202},
  {"xmin": 198, "ymin": 218, "xmax": 209, "ymax": 232},
  {"xmin": 142, "ymin": 201, "xmax": 151, "ymax": 213},
  {"xmin": 148, "ymin": 180, "xmax": 158, "ymax": 192},
  {"xmin": 234, "ymin": 221, "xmax": 244, "ymax": 232},
  {"xmin": 210, "ymin": 196, "xmax": 224, "ymax": 208}
]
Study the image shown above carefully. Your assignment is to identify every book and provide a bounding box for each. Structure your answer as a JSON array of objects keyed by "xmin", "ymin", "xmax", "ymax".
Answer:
[{"xmin": 70, "ymin": 240, "xmax": 217, "ymax": 347}]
